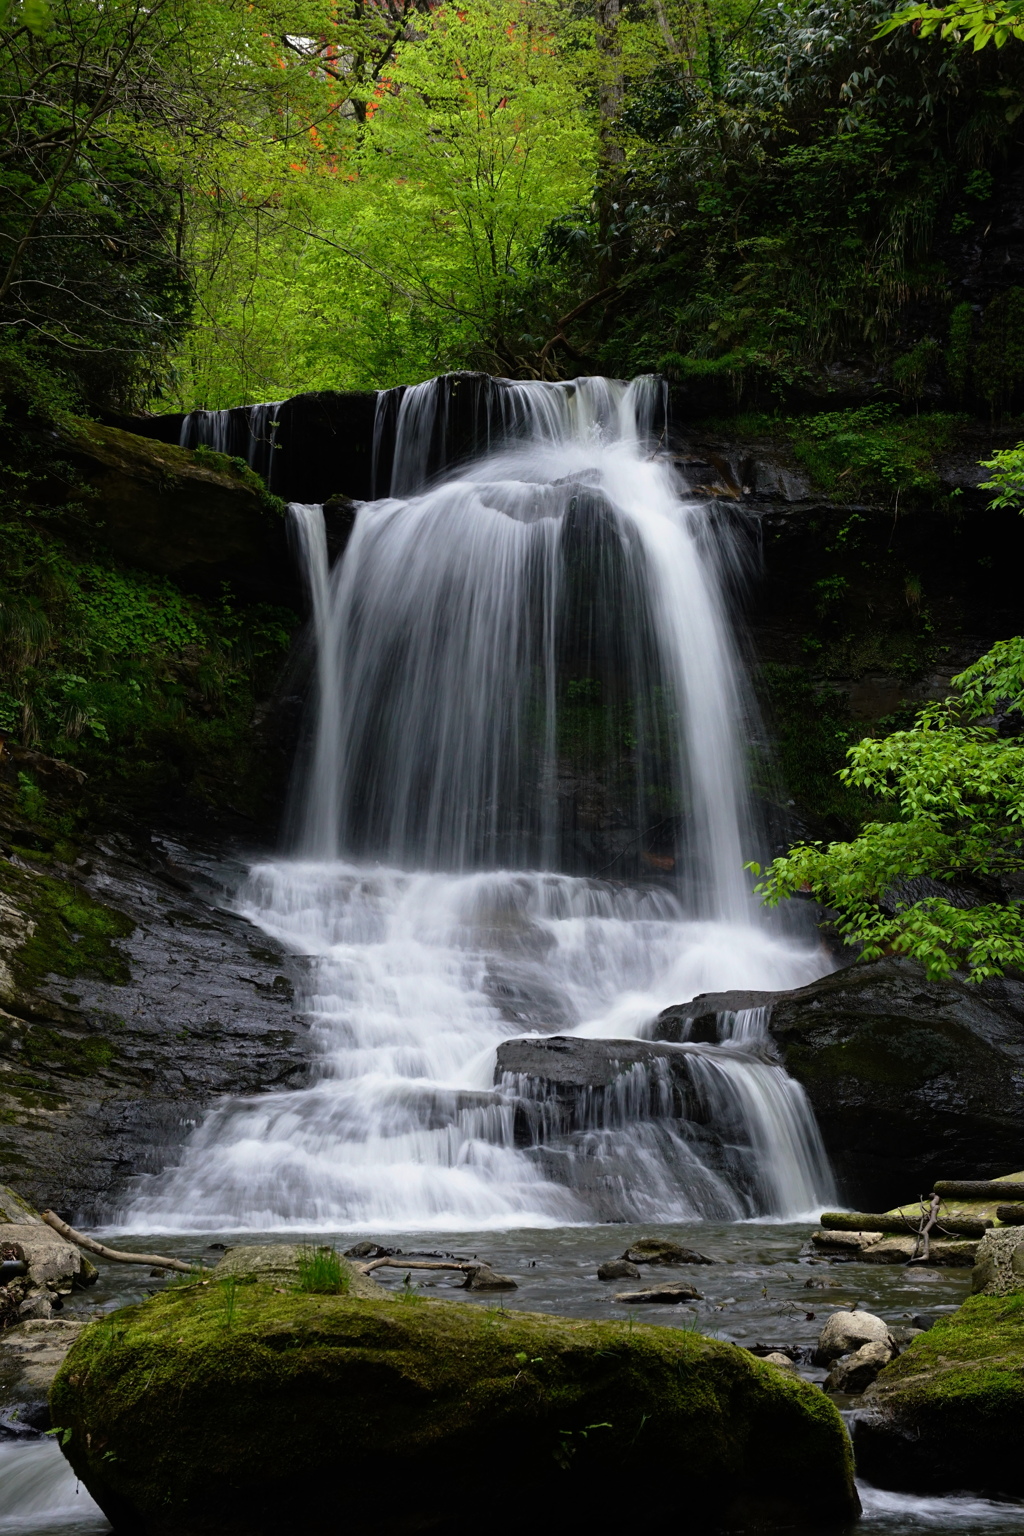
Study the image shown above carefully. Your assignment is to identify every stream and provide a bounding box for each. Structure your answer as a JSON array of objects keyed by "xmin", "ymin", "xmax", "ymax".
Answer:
[{"xmin": 4, "ymin": 1221, "xmax": 1022, "ymax": 1534}]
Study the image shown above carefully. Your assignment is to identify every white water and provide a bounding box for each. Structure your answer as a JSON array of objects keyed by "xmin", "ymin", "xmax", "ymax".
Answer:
[
  {"xmin": 125, "ymin": 375, "xmax": 835, "ymax": 1233},
  {"xmin": 0, "ymin": 1442, "xmax": 109, "ymax": 1534}
]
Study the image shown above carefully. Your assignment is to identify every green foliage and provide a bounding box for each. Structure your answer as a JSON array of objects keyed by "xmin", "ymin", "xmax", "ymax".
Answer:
[
  {"xmin": 294, "ymin": 1246, "xmax": 350, "ymax": 1296},
  {"xmin": 754, "ymin": 637, "xmax": 1024, "ymax": 980},
  {"xmin": 785, "ymin": 406, "xmax": 962, "ymax": 500},
  {"xmin": 974, "ymin": 289, "xmax": 1024, "ymax": 414},
  {"xmin": 876, "ymin": 0, "xmax": 1024, "ymax": 50},
  {"xmin": 979, "ymin": 441, "xmax": 1024, "ymax": 508}
]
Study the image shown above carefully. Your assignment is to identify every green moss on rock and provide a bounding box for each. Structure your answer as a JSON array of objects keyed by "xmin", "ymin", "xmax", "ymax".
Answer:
[
  {"xmin": 855, "ymin": 1292, "xmax": 1024, "ymax": 1492},
  {"xmin": 51, "ymin": 1278, "xmax": 857, "ymax": 1535},
  {"xmin": 0, "ymin": 859, "xmax": 133, "ymax": 995}
]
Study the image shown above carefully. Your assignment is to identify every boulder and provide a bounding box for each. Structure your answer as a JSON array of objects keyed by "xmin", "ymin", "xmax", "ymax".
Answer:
[
  {"xmin": 824, "ymin": 1341, "xmax": 892, "ymax": 1395},
  {"xmin": 971, "ymin": 1226, "xmax": 1024, "ymax": 1296},
  {"xmin": 0, "ymin": 1318, "xmax": 85, "ymax": 1432},
  {"xmin": 621, "ymin": 1238, "xmax": 714, "ymax": 1266},
  {"xmin": 50, "ymin": 1282, "xmax": 858, "ymax": 1534},
  {"xmin": 0, "ymin": 1225, "xmax": 81, "ymax": 1291},
  {"xmin": 0, "ymin": 1184, "xmax": 43, "ymax": 1225},
  {"xmin": 816, "ymin": 1310, "xmax": 894, "ymax": 1363},
  {"xmin": 614, "ymin": 1282, "xmax": 704, "ymax": 1303},
  {"xmin": 212, "ymin": 1245, "xmax": 385, "ymax": 1299},
  {"xmin": 855, "ymin": 1292, "xmax": 1024, "ymax": 1493},
  {"xmin": 60, "ymin": 422, "xmax": 297, "ymax": 605},
  {"xmin": 461, "ymin": 1264, "xmax": 518, "ymax": 1291},
  {"xmin": 762, "ymin": 1351, "xmax": 800, "ymax": 1373},
  {"xmin": 598, "ymin": 1259, "xmax": 641, "ymax": 1281},
  {"xmin": 669, "ymin": 957, "xmax": 1024, "ymax": 1209}
]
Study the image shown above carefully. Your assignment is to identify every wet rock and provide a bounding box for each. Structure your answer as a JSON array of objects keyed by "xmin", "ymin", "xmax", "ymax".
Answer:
[
  {"xmin": 763, "ymin": 957, "xmax": 1024, "ymax": 1209},
  {"xmin": 343, "ymin": 1242, "xmax": 397, "ymax": 1260},
  {"xmin": 621, "ymin": 1237, "xmax": 714, "ymax": 1266},
  {"xmin": 864, "ymin": 1237, "xmax": 978, "ymax": 1266},
  {"xmin": 495, "ymin": 1033, "xmax": 687, "ymax": 1091},
  {"xmin": 52, "ymin": 1280, "xmax": 859, "ymax": 1532},
  {"xmin": 971, "ymin": 1225, "xmax": 1024, "ymax": 1295},
  {"xmin": 855, "ymin": 1294, "xmax": 1024, "ymax": 1493},
  {"xmin": 824, "ymin": 1341, "xmax": 892, "ymax": 1394},
  {"xmin": 614, "ymin": 1281, "xmax": 704, "ymax": 1303},
  {"xmin": 462, "ymin": 1264, "xmax": 518, "ymax": 1291},
  {"xmin": 0, "ymin": 834, "xmax": 312, "ymax": 1215},
  {"xmin": 597, "ymin": 1259, "xmax": 640, "ymax": 1281},
  {"xmin": 0, "ymin": 1184, "xmax": 44, "ymax": 1225},
  {"xmin": 816, "ymin": 1310, "xmax": 894, "ymax": 1363},
  {"xmin": 0, "ymin": 1318, "xmax": 86, "ymax": 1432},
  {"xmin": 0, "ymin": 1226, "xmax": 81, "ymax": 1291}
]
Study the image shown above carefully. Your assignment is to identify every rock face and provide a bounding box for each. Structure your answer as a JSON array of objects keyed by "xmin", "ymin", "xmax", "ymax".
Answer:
[
  {"xmin": 0, "ymin": 829, "xmax": 311, "ymax": 1217},
  {"xmin": 51, "ymin": 1269, "xmax": 858, "ymax": 1535},
  {"xmin": 61, "ymin": 422, "xmax": 298, "ymax": 606},
  {"xmin": 655, "ymin": 957, "xmax": 1024, "ymax": 1209},
  {"xmin": 854, "ymin": 1292, "xmax": 1024, "ymax": 1493}
]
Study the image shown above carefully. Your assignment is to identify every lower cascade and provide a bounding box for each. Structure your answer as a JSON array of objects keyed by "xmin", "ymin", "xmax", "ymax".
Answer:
[{"xmin": 125, "ymin": 375, "xmax": 836, "ymax": 1232}]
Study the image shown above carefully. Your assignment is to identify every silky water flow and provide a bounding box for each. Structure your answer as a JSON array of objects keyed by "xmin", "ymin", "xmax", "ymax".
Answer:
[{"xmin": 125, "ymin": 376, "xmax": 836, "ymax": 1232}]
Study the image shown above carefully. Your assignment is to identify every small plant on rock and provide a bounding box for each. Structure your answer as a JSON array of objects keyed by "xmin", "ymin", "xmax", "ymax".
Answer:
[{"xmin": 295, "ymin": 1246, "xmax": 349, "ymax": 1295}]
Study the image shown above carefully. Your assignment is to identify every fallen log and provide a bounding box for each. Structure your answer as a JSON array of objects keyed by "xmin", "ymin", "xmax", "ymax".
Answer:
[
  {"xmin": 933, "ymin": 1180, "xmax": 1024, "ymax": 1202},
  {"xmin": 820, "ymin": 1210, "xmax": 992, "ymax": 1238},
  {"xmin": 41, "ymin": 1211, "xmax": 204, "ymax": 1275},
  {"xmin": 996, "ymin": 1204, "xmax": 1024, "ymax": 1225}
]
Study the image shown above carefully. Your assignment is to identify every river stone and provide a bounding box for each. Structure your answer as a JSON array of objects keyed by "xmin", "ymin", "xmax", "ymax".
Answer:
[
  {"xmin": 0, "ymin": 1318, "xmax": 86, "ymax": 1432},
  {"xmin": 598, "ymin": 1259, "xmax": 640, "ymax": 1281},
  {"xmin": 762, "ymin": 1351, "xmax": 800, "ymax": 1373},
  {"xmin": 614, "ymin": 1281, "xmax": 704, "ymax": 1303},
  {"xmin": 824, "ymin": 1341, "xmax": 892, "ymax": 1395},
  {"xmin": 855, "ymin": 1292, "xmax": 1024, "ymax": 1493},
  {"xmin": 622, "ymin": 1238, "xmax": 714, "ymax": 1266},
  {"xmin": 462, "ymin": 1264, "xmax": 517, "ymax": 1291},
  {"xmin": 50, "ymin": 1284, "xmax": 858, "ymax": 1533},
  {"xmin": 816, "ymin": 1310, "xmax": 893, "ymax": 1362}
]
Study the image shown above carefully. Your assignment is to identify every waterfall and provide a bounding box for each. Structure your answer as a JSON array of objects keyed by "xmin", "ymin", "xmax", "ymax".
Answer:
[
  {"xmin": 123, "ymin": 375, "xmax": 835, "ymax": 1233},
  {"xmin": 178, "ymin": 400, "xmax": 281, "ymax": 486}
]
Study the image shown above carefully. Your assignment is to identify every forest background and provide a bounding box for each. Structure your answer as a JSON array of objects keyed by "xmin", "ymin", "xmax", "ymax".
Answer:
[{"xmin": 4, "ymin": 0, "xmax": 1024, "ymax": 983}]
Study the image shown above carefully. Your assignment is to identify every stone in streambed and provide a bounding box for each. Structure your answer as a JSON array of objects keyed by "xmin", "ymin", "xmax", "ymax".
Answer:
[
  {"xmin": 598, "ymin": 1259, "xmax": 640, "ymax": 1281},
  {"xmin": 621, "ymin": 1238, "xmax": 714, "ymax": 1265},
  {"xmin": 50, "ymin": 1274, "xmax": 858, "ymax": 1535},
  {"xmin": 824, "ymin": 1341, "xmax": 892, "ymax": 1395},
  {"xmin": 815, "ymin": 1310, "xmax": 894, "ymax": 1364},
  {"xmin": 0, "ymin": 1318, "xmax": 85, "ymax": 1431},
  {"xmin": 762, "ymin": 1352, "xmax": 800, "ymax": 1373},
  {"xmin": 614, "ymin": 1281, "xmax": 704, "ymax": 1303},
  {"xmin": 461, "ymin": 1264, "xmax": 517, "ymax": 1291}
]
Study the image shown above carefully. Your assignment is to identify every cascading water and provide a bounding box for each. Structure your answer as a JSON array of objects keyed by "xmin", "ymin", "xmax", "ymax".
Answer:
[
  {"xmin": 179, "ymin": 400, "xmax": 281, "ymax": 486},
  {"xmin": 124, "ymin": 375, "xmax": 836, "ymax": 1232}
]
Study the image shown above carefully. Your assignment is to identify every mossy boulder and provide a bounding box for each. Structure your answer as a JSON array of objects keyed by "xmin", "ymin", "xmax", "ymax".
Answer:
[
  {"xmin": 51, "ymin": 1269, "xmax": 858, "ymax": 1534},
  {"xmin": 854, "ymin": 1292, "xmax": 1024, "ymax": 1492}
]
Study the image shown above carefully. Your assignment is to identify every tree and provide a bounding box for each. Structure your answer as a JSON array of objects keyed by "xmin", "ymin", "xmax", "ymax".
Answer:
[{"xmin": 875, "ymin": 0, "xmax": 1024, "ymax": 50}]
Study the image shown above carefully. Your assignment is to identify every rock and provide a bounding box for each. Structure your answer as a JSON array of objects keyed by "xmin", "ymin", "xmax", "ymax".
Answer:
[
  {"xmin": 0, "ymin": 1225, "xmax": 81, "ymax": 1291},
  {"xmin": 18, "ymin": 1294, "xmax": 53, "ymax": 1321},
  {"xmin": 495, "ymin": 1033, "xmax": 687, "ymax": 1091},
  {"xmin": 462, "ymin": 1264, "xmax": 518, "ymax": 1291},
  {"xmin": 59, "ymin": 422, "xmax": 298, "ymax": 605},
  {"xmin": 597, "ymin": 1259, "xmax": 640, "ymax": 1281},
  {"xmin": 621, "ymin": 1238, "xmax": 714, "ymax": 1266},
  {"xmin": 0, "ymin": 1318, "xmax": 85, "ymax": 1432},
  {"xmin": 50, "ymin": 1282, "xmax": 858, "ymax": 1533},
  {"xmin": 855, "ymin": 1293, "xmax": 1024, "ymax": 1493},
  {"xmin": 762, "ymin": 1351, "xmax": 800, "ymax": 1372},
  {"xmin": 0, "ymin": 832, "xmax": 312, "ymax": 1216},
  {"xmin": 614, "ymin": 1282, "xmax": 704, "ymax": 1303},
  {"xmin": 816, "ymin": 1310, "xmax": 894, "ymax": 1363},
  {"xmin": 971, "ymin": 1225, "xmax": 1024, "ymax": 1295},
  {"xmin": 0, "ymin": 1184, "xmax": 44, "ymax": 1224},
  {"xmin": 761, "ymin": 957, "xmax": 1024, "ymax": 1209},
  {"xmin": 824, "ymin": 1341, "xmax": 892, "ymax": 1394},
  {"xmin": 211, "ymin": 1246, "xmax": 387, "ymax": 1300},
  {"xmin": 866, "ymin": 1237, "xmax": 978, "ymax": 1267}
]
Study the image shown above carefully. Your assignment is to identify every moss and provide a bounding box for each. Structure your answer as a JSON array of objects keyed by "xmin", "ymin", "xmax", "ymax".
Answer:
[
  {"xmin": 51, "ymin": 1282, "xmax": 857, "ymax": 1535},
  {"xmin": 787, "ymin": 1022, "xmax": 959, "ymax": 1088},
  {"xmin": 857, "ymin": 1293, "xmax": 1024, "ymax": 1492},
  {"xmin": 0, "ymin": 860, "xmax": 133, "ymax": 991}
]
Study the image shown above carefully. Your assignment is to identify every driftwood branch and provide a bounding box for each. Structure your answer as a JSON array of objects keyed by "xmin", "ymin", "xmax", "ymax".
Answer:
[
  {"xmin": 538, "ymin": 285, "xmax": 620, "ymax": 367},
  {"xmin": 909, "ymin": 1194, "xmax": 942, "ymax": 1263},
  {"xmin": 360, "ymin": 1257, "xmax": 478, "ymax": 1275},
  {"xmin": 41, "ymin": 1211, "xmax": 204, "ymax": 1275}
]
